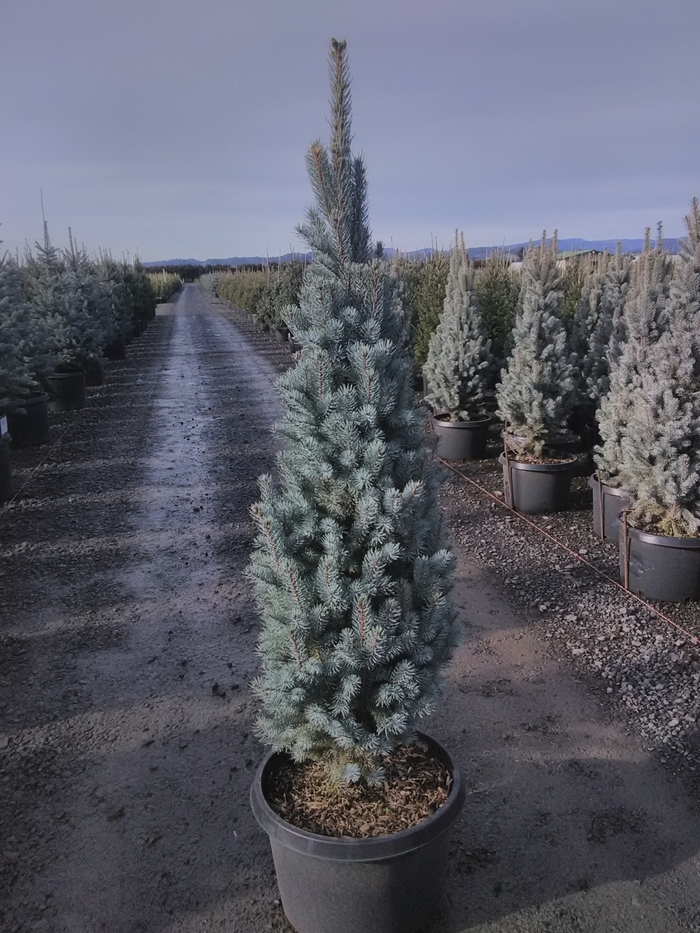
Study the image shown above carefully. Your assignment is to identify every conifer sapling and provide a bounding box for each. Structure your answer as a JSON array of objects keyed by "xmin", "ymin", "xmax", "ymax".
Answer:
[
  {"xmin": 496, "ymin": 232, "xmax": 576, "ymax": 458},
  {"xmin": 247, "ymin": 39, "xmax": 458, "ymax": 786},
  {"xmin": 423, "ymin": 233, "xmax": 491, "ymax": 421},
  {"xmin": 595, "ymin": 226, "xmax": 674, "ymax": 485},
  {"xmin": 617, "ymin": 204, "xmax": 700, "ymax": 535},
  {"xmin": 0, "ymin": 253, "xmax": 37, "ymax": 410}
]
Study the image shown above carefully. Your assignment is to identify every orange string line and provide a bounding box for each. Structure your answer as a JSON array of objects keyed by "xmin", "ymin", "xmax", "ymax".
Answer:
[{"xmin": 440, "ymin": 458, "xmax": 700, "ymax": 648}]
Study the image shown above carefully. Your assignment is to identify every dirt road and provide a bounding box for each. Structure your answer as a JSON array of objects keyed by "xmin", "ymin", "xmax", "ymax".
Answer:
[{"xmin": 2, "ymin": 284, "xmax": 700, "ymax": 932}]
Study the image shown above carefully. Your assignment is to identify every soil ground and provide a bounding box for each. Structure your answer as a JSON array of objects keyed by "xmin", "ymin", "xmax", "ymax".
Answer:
[{"xmin": 2, "ymin": 284, "xmax": 700, "ymax": 932}]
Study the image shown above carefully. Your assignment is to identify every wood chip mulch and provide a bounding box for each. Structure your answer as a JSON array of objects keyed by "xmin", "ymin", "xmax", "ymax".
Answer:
[{"xmin": 264, "ymin": 743, "xmax": 452, "ymax": 838}]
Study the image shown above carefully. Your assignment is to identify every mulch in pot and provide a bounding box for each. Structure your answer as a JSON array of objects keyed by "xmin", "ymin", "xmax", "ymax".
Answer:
[{"xmin": 264, "ymin": 742, "xmax": 451, "ymax": 838}]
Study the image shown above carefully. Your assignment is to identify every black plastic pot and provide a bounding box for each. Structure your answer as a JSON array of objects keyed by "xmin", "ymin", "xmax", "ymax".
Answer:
[
  {"xmin": 104, "ymin": 336, "xmax": 127, "ymax": 361},
  {"xmin": 499, "ymin": 451, "xmax": 577, "ymax": 513},
  {"xmin": 433, "ymin": 414, "xmax": 490, "ymax": 461},
  {"xmin": 620, "ymin": 522, "xmax": 700, "ymax": 602},
  {"xmin": 589, "ymin": 473, "xmax": 631, "ymax": 541},
  {"xmin": 0, "ymin": 418, "xmax": 12, "ymax": 503},
  {"xmin": 46, "ymin": 370, "xmax": 86, "ymax": 411},
  {"xmin": 251, "ymin": 733, "xmax": 465, "ymax": 933},
  {"xmin": 7, "ymin": 394, "xmax": 50, "ymax": 447},
  {"xmin": 83, "ymin": 358, "xmax": 105, "ymax": 387},
  {"xmin": 567, "ymin": 402, "xmax": 596, "ymax": 437}
]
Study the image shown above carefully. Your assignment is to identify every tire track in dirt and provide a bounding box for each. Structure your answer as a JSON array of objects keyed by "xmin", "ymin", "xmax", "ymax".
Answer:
[
  {"xmin": 3, "ymin": 286, "xmax": 700, "ymax": 932},
  {"xmin": 1, "ymin": 286, "xmax": 294, "ymax": 932}
]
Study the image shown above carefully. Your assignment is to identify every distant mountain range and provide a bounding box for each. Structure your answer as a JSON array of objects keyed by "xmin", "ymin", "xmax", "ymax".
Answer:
[{"xmin": 144, "ymin": 237, "xmax": 683, "ymax": 268}]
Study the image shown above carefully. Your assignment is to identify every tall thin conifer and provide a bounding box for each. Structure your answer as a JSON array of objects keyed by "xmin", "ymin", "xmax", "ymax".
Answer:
[
  {"xmin": 247, "ymin": 40, "xmax": 458, "ymax": 786},
  {"xmin": 496, "ymin": 232, "xmax": 576, "ymax": 458}
]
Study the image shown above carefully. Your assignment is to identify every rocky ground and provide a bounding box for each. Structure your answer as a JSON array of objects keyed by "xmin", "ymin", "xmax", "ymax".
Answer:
[{"xmin": 1, "ymin": 284, "xmax": 700, "ymax": 933}]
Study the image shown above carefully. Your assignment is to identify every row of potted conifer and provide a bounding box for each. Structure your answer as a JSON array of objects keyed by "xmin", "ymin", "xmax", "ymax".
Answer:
[
  {"xmin": 0, "ymin": 239, "xmax": 160, "ymax": 502},
  {"xmin": 420, "ymin": 211, "xmax": 700, "ymax": 603}
]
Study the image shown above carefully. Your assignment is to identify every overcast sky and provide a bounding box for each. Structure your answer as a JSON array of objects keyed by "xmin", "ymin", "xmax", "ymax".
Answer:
[{"xmin": 2, "ymin": 0, "xmax": 699, "ymax": 263}]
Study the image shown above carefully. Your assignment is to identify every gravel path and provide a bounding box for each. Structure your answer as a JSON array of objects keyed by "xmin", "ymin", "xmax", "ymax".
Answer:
[{"xmin": 1, "ymin": 284, "xmax": 700, "ymax": 932}]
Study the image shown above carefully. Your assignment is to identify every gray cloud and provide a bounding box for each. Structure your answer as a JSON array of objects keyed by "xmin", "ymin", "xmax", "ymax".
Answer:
[{"xmin": 1, "ymin": 0, "xmax": 699, "ymax": 260}]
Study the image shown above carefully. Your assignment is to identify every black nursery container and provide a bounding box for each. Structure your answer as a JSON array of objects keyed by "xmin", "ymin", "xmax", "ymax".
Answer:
[
  {"xmin": 499, "ymin": 451, "xmax": 577, "ymax": 513},
  {"xmin": 46, "ymin": 370, "xmax": 86, "ymax": 411},
  {"xmin": 0, "ymin": 415, "xmax": 12, "ymax": 503},
  {"xmin": 620, "ymin": 523, "xmax": 700, "ymax": 603},
  {"xmin": 251, "ymin": 733, "xmax": 465, "ymax": 933},
  {"xmin": 589, "ymin": 473, "xmax": 631, "ymax": 542},
  {"xmin": 7, "ymin": 393, "xmax": 50, "ymax": 447},
  {"xmin": 104, "ymin": 336, "xmax": 127, "ymax": 361},
  {"xmin": 432, "ymin": 415, "xmax": 491, "ymax": 461}
]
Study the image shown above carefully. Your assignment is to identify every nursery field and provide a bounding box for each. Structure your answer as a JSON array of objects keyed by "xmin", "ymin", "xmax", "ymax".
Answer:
[{"xmin": 2, "ymin": 284, "xmax": 700, "ymax": 932}]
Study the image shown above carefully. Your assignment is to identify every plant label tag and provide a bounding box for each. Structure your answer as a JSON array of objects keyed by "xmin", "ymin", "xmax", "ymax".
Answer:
[{"xmin": 0, "ymin": 416, "xmax": 7, "ymax": 437}]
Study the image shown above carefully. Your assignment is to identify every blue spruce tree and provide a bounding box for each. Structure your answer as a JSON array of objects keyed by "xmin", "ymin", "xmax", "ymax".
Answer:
[
  {"xmin": 0, "ymin": 253, "xmax": 37, "ymax": 410},
  {"xmin": 496, "ymin": 232, "xmax": 576, "ymax": 458},
  {"xmin": 618, "ymin": 202, "xmax": 700, "ymax": 535},
  {"xmin": 423, "ymin": 232, "xmax": 492, "ymax": 420},
  {"xmin": 570, "ymin": 246, "xmax": 632, "ymax": 411},
  {"xmin": 595, "ymin": 225, "xmax": 674, "ymax": 485},
  {"xmin": 247, "ymin": 39, "xmax": 458, "ymax": 786}
]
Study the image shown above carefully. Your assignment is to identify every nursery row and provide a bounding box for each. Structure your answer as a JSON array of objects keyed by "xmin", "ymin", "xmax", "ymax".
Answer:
[
  {"xmin": 0, "ymin": 247, "xmax": 180, "ymax": 503},
  {"xmin": 202, "ymin": 248, "xmax": 523, "ymax": 365},
  {"xmin": 421, "ymin": 206, "xmax": 700, "ymax": 607}
]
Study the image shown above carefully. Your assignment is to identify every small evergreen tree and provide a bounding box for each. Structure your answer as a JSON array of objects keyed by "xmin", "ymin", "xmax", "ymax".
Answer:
[
  {"xmin": 61, "ymin": 238, "xmax": 120, "ymax": 362},
  {"xmin": 0, "ymin": 253, "xmax": 37, "ymax": 409},
  {"xmin": 560, "ymin": 254, "xmax": 590, "ymax": 332},
  {"xmin": 570, "ymin": 247, "xmax": 632, "ymax": 410},
  {"xmin": 422, "ymin": 233, "xmax": 491, "ymax": 420},
  {"xmin": 496, "ymin": 232, "xmax": 576, "ymax": 458},
  {"xmin": 595, "ymin": 225, "xmax": 674, "ymax": 484},
  {"xmin": 409, "ymin": 252, "xmax": 449, "ymax": 370},
  {"xmin": 21, "ymin": 241, "xmax": 70, "ymax": 377},
  {"xmin": 215, "ymin": 268, "xmax": 266, "ymax": 314},
  {"xmin": 247, "ymin": 39, "xmax": 458, "ymax": 786},
  {"xmin": 254, "ymin": 259, "xmax": 305, "ymax": 330},
  {"xmin": 603, "ymin": 246, "xmax": 634, "ymax": 374},
  {"xmin": 124, "ymin": 259, "xmax": 157, "ymax": 326},
  {"xmin": 617, "ymin": 201, "xmax": 700, "ymax": 535},
  {"xmin": 474, "ymin": 250, "xmax": 520, "ymax": 365}
]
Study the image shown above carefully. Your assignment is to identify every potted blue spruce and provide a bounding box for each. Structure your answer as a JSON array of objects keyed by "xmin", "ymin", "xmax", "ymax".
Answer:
[
  {"xmin": 247, "ymin": 39, "xmax": 464, "ymax": 933},
  {"xmin": 23, "ymin": 237, "xmax": 88, "ymax": 411},
  {"xmin": 474, "ymin": 248, "xmax": 520, "ymax": 379},
  {"xmin": 571, "ymin": 246, "xmax": 633, "ymax": 538},
  {"xmin": 495, "ymin": 232, "xmax": 578, "ymax": 512},
  {"xmin": 595, "ymin": 226, "xmax": 673, "ymax": 542},
  {"xmin": 0, "ymin": 252, "xmax": 38, "ymax": 499},
  {"xmin": 423, "ymin": 233, "xmax": 493, "ymax": 460},
  {"xmin": 615, "ymin": 203, "xmax": 700, "ymax": 601},
  {"xmin": 61, "ymin": 236, "xmax": 120, "ymax": 386},
  {"xmin": 0, "ymin": 252, "xmax": 51, "ymax": 456}
]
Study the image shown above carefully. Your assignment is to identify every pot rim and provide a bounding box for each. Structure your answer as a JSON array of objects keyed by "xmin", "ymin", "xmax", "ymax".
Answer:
[
  {"xmin": 498, "ymin": 451, "xmax": 577, "ymax": 472},
  {"xmin": 433, "ymin": 413, "xmax": 491, "ymax": 429},
  {"xmin": 250, "ymin": 731, "xmax": 465, "ymax": 862},
  {"xmin": 48, "ymin": 370, "xmax": 86, "ymax": 380},
  {"xmin": 587, "ymin": 473, "xmax": 631, "ymax": 498},
  {"xmin": 6, "ymin": 391, "xmax": 50, "ymax": 407},
  {"xmin": 625, "ymin": 524, "xmax": 700, "ymax": 549}
]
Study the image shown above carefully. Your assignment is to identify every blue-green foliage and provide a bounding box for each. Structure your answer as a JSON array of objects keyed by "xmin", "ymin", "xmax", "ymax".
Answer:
[
  {"xmin": 247, "ymin": 39, "xmax": 458, "ymax": 785},
  {"xmin": 617, "ymin": 205, "xmax": 700, "ymax": 535},
  {"xmin": 0, "ymin": 254, "xmax": 37, "ymax": 408},
  {"xmin": 496, "ymin": 232, "xmax": 576, "ymax": 458},
  {"xmin": 423, "ymin": 234, "xmax": 492, "ymax": 420},
  {"xmin": 595, "ymin": 225, "xmax": 675, "ymax": 485},
  {"xmin": 570, "ymin": 247, "xmax": 632, "ymax": 409}
]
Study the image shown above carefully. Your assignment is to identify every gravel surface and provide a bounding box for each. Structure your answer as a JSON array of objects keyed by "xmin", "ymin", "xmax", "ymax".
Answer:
[
  {"xmin": 440, "ymin": 455, "xmax": 700, "ymax": 777},
  {"xmin": 2, "ymin": 284, "xmax": 700, "ymax": 933}
]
